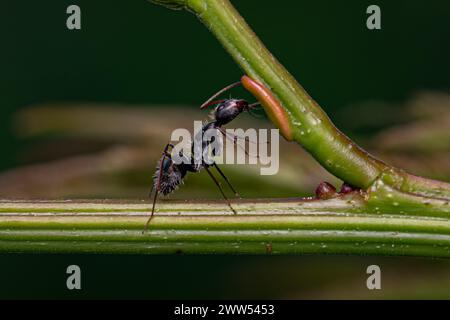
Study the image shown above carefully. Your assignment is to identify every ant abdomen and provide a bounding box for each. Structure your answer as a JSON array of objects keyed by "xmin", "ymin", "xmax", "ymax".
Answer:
[{"xmin": 153, "ymin": 158, "xmax": 186, "ymax": 196}]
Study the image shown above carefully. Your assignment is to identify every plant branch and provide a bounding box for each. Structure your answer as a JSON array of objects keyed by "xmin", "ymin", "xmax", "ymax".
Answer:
[
  {"xmin": 152, "ymin": 0, "xmax": 385, "ymax": 188},
  {"xmin": 1, "ymin": 199, "xmax": 449, "ymax": 257},
  {"xmin": 149, "ymin": 0, "xmax": 450, "ymax": 208}
]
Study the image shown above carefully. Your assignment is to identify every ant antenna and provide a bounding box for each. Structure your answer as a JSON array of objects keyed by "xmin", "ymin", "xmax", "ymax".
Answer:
[
  {"xmin": 201, "ymin": 81, "xmax": 242, "ymax": 109},
  {"xmin": 204, "ymin": 167, "xmax": 237, "ymax": 214},
  {"xmin": 201, "ymin": 99, "xmax": 227, "ymax": 110}
]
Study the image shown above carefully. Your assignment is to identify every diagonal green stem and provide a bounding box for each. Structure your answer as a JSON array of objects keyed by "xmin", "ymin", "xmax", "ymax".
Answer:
[
  {"xmin": 154, "ymin": 0, "xmax": 386, "ymax": 188},
  {"xmin": 150, "ymin": 0, "xmax": 450, "ymax": 208}
]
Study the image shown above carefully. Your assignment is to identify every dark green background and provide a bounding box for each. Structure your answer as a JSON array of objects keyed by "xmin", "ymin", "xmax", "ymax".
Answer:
[
  {"xmin": 1, "ymin": 0, "xmax": 450, "ymax": 171},
  {"xmin": 1, "ymin": 0, "xmax": 450, "ymax": 299},
  {"xmin": 1, "ymin": 254, "xmax": 450, "ymax": 299}
]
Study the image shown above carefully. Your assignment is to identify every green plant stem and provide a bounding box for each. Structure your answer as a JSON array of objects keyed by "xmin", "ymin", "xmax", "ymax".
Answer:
[
  {"xmin": 155, "ymin": 0, "xmax": 386, "ymax": 188},
  {"xmin": 150, "ymin": 0, "xmax": 450, "ymax": 208},
  {"xmin": 0, "ymin": 199, "xmax": 449, "ymax": 257}
]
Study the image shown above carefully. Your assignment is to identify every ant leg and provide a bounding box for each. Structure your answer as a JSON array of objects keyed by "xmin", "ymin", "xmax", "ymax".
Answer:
[
  {"xmin": 218, "ymin": 127, "xmax": 259, "ymax": 159},
  {"xmin": 144, "ymin": 143, "xmax": 174, "ymax": 232},
  {"xmin": 164, "ymin": 143, "xmax": 175, "ymax": 153},
  {"xmin": 201, "ymin": 81, "xmax": 242, "ymax": 109},
  {"xmin": 204, "ymin": 167, "xmax": 237, "ymax": 215},
  {"xmin": 221, "ymin": 128, "xmax": 253, "ymax": 158},
  {"xmin": 148, "ymin": 184, "xmax": 154, "ymax": 199},
  {"xmin": 247, "ymin": 102, "xmax": 266, "ymax": 119},
  {"xmin": 145, "ymin": 184, "xmax": 160, "ymax": 232},
  {"xmin": 219, "ymin": 127, "xmax": 267, "ymax": 146},
  {"xmin": 213, "ymin": 163, "xmax": 241, "ymax": 198}
]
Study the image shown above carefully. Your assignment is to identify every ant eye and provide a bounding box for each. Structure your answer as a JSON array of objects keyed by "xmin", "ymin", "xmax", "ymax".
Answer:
[{"xmin": 216, "ymin": 103, "xmax": 227, "ymax": 113}]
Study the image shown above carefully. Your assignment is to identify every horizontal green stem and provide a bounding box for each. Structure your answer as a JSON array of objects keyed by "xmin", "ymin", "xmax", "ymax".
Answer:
[{"xmin": 1, "ymin": 199, "xmax": 449, "ymax": 257}]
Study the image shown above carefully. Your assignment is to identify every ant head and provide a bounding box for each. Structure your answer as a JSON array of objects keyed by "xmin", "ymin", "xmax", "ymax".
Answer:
[
  {"xmin": 201, "ymin": 81, "xmax": 261, "ymax": 125},
  {"xmin": 214, "ymin": 99, "xmax": 249, "ymax": 126}
]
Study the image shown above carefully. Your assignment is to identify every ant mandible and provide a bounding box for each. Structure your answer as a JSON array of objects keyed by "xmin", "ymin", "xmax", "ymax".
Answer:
[{"xmin": 145, "ymin": 79, "xmax": 261, "ymax": 230}]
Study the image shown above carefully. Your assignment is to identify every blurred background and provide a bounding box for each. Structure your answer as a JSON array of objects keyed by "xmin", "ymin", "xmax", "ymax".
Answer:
[{"xmin": 0, "ymin": 0, "xmax": 449, "ymax": 299}]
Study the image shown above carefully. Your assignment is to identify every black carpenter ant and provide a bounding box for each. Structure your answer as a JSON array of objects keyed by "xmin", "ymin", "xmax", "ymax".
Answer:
[{"xmin": 145, "ymin": 81, "xmax": 260, "ymax": 230}]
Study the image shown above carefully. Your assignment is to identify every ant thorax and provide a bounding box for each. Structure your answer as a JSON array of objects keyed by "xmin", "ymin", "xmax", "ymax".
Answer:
[{"xmin": 165, "ymin": 126, "xmax": 223, "ymax": 173}]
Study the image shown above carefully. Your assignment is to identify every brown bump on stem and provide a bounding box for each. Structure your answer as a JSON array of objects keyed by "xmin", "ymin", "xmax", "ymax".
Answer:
[
  {"xmin": 241, "ymin": 75, "xmax": 293, "ymax": 141},
  {"xmin": 315, "ymin": 181, "xmax": 337, "ymax": 200},
  {"xmin": 340, "ymin": 182, "xmax": 357, "ymax": 194}
]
